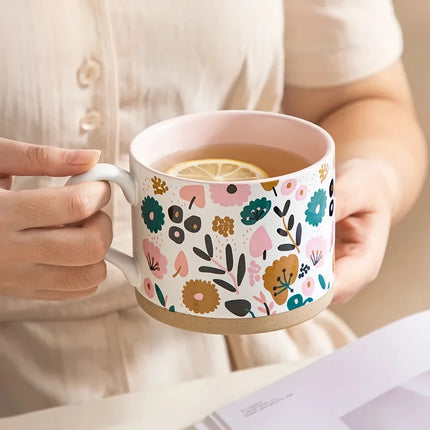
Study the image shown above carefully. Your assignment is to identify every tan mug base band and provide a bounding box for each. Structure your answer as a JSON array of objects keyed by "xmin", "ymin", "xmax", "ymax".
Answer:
[{"xmin": 135, "ymin": 288, "xmax": 334, "ymax": 335}]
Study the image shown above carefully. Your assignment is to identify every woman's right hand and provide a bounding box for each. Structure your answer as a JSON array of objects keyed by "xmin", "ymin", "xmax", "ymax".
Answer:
[{"xmin": 0, "ymin": 138, "xmax": 112, "ymax": 300}]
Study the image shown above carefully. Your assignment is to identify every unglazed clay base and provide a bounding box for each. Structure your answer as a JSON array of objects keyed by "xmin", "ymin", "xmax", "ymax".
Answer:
[{"xmin": 135, "ymin": 288, "xmax": 334, "ymax": 335}]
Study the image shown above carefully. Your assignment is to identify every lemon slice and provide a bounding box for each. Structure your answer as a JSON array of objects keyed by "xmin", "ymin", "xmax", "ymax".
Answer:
[{"xmin": 166, "ymin": 158, "xmax": 268, "ymax": 181}]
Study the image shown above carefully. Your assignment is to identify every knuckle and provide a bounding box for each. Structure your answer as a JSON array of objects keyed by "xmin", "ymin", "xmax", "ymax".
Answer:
[
  {"xmin": 69, "ymin": 188, "xmax": 92, "ymax": 220},
  {"xmin": 85, "ymin": 231, "xmax": 109, "ymax": 263},
  {"xmin": 26, "ymin": 145, "xmax": 52, "ymax": 169},
  {"xmin": 99, "ymin": 211, "xmax": 113, "ymax": 244},
  {"xmin": 59, "ymin": 266, "xmax": 102, "ymax": 291},
  {"xmin": 93, "ymin": 261, "xmax": 107, "ymax": 283}
]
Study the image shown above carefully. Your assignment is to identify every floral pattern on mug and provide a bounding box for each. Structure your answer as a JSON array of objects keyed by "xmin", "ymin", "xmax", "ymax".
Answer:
[
  {"xmin": 143, "ymin": 277, "xmax": 155, "ymax": 299},
  {"xmin": 262, "ymin": 255, "xmax": 299, "ymax": 305},
  {"xmin": 135, "ymin": 151, "xmax": 334, "ymax": 321},
  {"xmin": 306, "ymin": 236, "xmax": 327, "ymax": 268},
  {"xmin": 281, "ymin": 178, "xmax": 297, "ymax": 195},
  {"xmin": 141, "ymin": 196, "xmax": 165, "ymax": 233},
  {"xmin": 179, "ymin": 185, "xmax": 205, "ymax": 208},
  {"xmin": 295, "ymin": 185, "xmax": 307, "ymax": 201},
  {"xmin": 182, "ymin": 279, "xmax": 220, "ymax": 314},
  {"xmin": 260, "ymin": 180, "xmax": 279, "ymax": 196},
  {"xmin": 253, "ymin": 291, "xmax": 277, "ymax": 316},
  {"xmin": 301, "ymin": 276, "xmax": 315, "ymax": 297},
  {"xmin": 240, "ymin": 198, "xmax": 271, "ymax": 225},
  {"xmin": 319, "ymin": 163, "xmax": 329, "ymax": 182},
  {"xmin": 151, "ymin": 176, "xmax": 169, "ymax": 195},
  {"xmin": 249, "ymin": 226, "xmax": 272, "ymax": 258},
  {"xmin": 287, "ymin": 294, "xmax": 313, "ymax": 311},
  {"xmin": 305, "ymin": 189, "xmax": 327, "ymax": 227},
  {"xmin": 209, "ymin": 183, "xmax": 251, "ymax": 206},
  {"xmin": 143, "ymin": 239, "xmax": 167, "ymax": 279},
  {"xmin": 212, "ymin": 215, "xmax": 234, "ymax": 237},
  {"xmin": 167, "ymin": 205, "xmax": 201, "ymax": 244},
  {"xmin": 248, "ymin": 260, "xmax": 261, "ymax": 287},
  {"xmin": 173, "ymin": 251, "xmax": 189, "ymax": 278}
]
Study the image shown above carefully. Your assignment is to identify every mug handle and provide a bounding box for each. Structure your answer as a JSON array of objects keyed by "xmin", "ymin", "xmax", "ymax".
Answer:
[{"xmin": 65, "ymin": 163, "xmax": 141, "ymax": 287}]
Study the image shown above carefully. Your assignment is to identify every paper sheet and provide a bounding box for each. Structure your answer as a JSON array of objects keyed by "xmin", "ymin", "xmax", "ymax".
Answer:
[{"xmin": 192, "ymin": 310, "xmax": 430, "ymax": 429}]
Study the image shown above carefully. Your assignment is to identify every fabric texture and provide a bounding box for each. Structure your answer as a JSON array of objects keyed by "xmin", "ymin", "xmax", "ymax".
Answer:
[{"xmin": 0, "ymin": 0, "xmax": 401, "ymax": 416}]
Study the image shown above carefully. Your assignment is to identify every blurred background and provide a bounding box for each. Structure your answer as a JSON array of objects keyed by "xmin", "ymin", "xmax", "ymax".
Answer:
[{"xmin": 332, "ymin": 0, "xmax": 430, "ymax": 335}]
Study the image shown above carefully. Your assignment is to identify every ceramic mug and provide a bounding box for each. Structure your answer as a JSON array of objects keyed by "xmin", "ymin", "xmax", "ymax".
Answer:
[{"xmin": 67, "ymin": 111, "xmax": 335, "ymax": 334}]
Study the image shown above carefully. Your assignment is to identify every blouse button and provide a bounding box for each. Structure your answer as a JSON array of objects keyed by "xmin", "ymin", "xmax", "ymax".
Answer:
[
  {"xmin": 77, "ymin": 58, "xmax": 102, "ymax": 87},
  {"xmin": 80, "ymin": 110, "xmax": 102, "ymax": 131}
]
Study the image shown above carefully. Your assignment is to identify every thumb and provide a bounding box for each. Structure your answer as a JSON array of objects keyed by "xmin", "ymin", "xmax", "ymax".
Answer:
[{"xmin": 0, "ymin": 138, "xmax": 101, "ymax": 177}]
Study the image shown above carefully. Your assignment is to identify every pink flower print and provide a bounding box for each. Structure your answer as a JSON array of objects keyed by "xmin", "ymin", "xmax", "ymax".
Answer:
[
  {"xmin": 281, "ymin": 178, "xmax": 297, "ymax": 196},
  {"xmin": 252, "ymin": 291, "xmax": 277, "ymax": 315},
  {"xmin": 302, "ymin": 276, "xmax": 315, "ymax": 297},
  {"xmin": 143, "ymin": 277, "xmax": 155, "ymax": 299},
  {"xmin": 142, "ymin": 239, "xmax": 167, "ymax": 279},
  {"xmin": 248, "ymin": 260, "xmax": 261, "ymax": 287},
  {"xmin": 305, "ymin": 236, "xmax": 328, "ymax": 268},
  {"xmin": 295, "ymin": 185, "xmax": 308, "ymax": 201},
  {"xmin": 179, "ymin": 185, "xmax": 205, "ymax": 209},
  {"xmin": 209, "ymin": 183, "xmax": 251, "ymax": 206},
  {"xmin": 249, "ymin": 226, "xmax": 272, "ymax": 258}
]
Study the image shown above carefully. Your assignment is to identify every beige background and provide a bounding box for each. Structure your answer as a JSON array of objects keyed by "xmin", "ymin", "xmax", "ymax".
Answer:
[{"xmin": 332, "ymin": 0, "xmax": 430, "ymax": 335}]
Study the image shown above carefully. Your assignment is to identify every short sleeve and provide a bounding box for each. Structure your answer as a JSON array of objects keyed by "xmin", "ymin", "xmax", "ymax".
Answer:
[{"xmin": 283, "ymin": 0, "xmax": 403, "ymax": 87}]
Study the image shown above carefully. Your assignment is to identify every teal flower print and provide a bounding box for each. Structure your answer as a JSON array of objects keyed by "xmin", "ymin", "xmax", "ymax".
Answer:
[
  {"xmin": 305, "ymin": 189, "xmax": 327, "ymax": 227},
  {"xmin": 240, "ymin": 198, "xmax": 271, "ymax": 225},
  {"xmin": 287, "ymin": 294, "xmax": 313, "ymax": 311},
  {"xmin": 141, "ymin": 196, "xmax": 165, "ymax": 233}
]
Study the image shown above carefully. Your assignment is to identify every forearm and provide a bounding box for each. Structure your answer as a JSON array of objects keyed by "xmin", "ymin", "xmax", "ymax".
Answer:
[{"xmin": 319, "ymin": 98, "xmax": 427, "ymax": 222}]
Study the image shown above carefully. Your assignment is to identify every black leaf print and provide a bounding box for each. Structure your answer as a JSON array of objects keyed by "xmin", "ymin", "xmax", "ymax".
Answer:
[
  {"xmin": 277, "ymin": 228, "xmax": 288, "ymax": 237},
  {"xmin": 193, "ymin": 247, "xmax": 211, "ymax": 261},
  {"xmin": 282, "ymin": 200, "xmax": 291, "ymax": 216},
  {"xmin": 278, "ymin": 243, "xmax": 296, "ymax": 252},
  {"xmin": 213, "ymin": 279, "xmax": 236, "ymax": 292},
  {"xmin": 199, "ymin": 266, "xmax": 225, "ymax": 275},
  {"xmin": 288, "ymin": 214, "xmax": 294, "ymax": 230},
  {"xmin": 237, "ymin": 253, "xmax": 246, "ymax": 286},
  {"xmin": 274, "ymin": 206, "xmax": 283, "ymax": 218},
  {"xmin": 296, "ymin": 223, "xmax": 302, "ymax": 246},
  {"xmin": 205, "ymin": 234, "xmax": 213, "ymax": 258},
  {"xmin": 226, "ymin": 244, "xmax": 233, "ymax": 272},
  {"xmin": 225, "ymin": 299, "xmax": 252, "ymax": 317}
]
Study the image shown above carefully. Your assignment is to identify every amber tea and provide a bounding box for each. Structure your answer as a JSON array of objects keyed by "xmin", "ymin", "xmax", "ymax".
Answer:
[{"xmin": 153, "ymin": 143, "xmax": 310, "ymax": 178}]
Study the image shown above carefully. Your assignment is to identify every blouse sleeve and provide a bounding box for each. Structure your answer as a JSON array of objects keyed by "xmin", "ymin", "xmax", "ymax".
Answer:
[{"xmin": 283, "ymin": 0, "xmax": 403, "ymax": 87}]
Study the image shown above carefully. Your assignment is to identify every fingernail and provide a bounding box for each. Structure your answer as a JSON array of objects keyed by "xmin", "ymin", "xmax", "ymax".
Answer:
[{"xmin": 68, "ymin": 149, "xmax": 101, "ymax": 166}]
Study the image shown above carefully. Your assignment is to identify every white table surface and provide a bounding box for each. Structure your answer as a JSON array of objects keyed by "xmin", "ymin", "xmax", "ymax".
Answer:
[{"xmin": 0, "ymin": 358, "xmax": 317, "ymax": 430}]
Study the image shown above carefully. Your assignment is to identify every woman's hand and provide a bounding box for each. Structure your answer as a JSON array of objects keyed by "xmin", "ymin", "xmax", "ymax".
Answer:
[
  {"xmin": 332, "ymin": 158, "xmax": 392, "ymax": 303},
  {"xmin": 0, "ymin": 138, "xmax": 112, "ymax": 300}
]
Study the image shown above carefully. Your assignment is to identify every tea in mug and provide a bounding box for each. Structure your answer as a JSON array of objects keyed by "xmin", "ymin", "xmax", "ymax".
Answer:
[{"xmin": 152, "ymin": 143, "xmax": 310, "ymax": 180}]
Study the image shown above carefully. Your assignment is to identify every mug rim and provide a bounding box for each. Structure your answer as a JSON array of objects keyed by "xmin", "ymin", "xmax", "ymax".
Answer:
[{"xmin": 129, "ymin": 110, "xmax": 335, "ymax": 185}]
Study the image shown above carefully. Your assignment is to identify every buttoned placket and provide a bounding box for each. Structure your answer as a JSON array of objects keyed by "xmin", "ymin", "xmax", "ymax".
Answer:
[{"xmin": 77, "ymin": 0, "xmax": 119, "ymax": 167}]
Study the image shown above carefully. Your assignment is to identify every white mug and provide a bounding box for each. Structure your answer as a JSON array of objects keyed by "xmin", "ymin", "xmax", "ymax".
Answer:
[{"xmin": 67, "ymin": 110, "xmax": 335, "ymax": 334}]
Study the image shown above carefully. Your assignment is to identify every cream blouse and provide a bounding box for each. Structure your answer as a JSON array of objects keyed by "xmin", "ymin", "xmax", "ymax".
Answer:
[{"xmin": 0, "ymin": 0, "xmax": 402, "ymax": 321}]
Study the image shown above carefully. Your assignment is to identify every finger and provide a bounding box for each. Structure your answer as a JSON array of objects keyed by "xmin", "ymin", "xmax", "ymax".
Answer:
[
  {"xmin": 32, "ymin": 286, "xmax": 99, "ymax": 301},
  {"xmin": 331, "ymin": 255, "xmax": 371, "ymax": 304},
  {"xmin": 7, "ymin": 181, "xmax": 111, "ymax": 229},
  {"xmin": 16, "ymin": 211, "xmax": 113, "ymax": 265},
  {"xmin": 0, "ymin": 138, "xmax": 100, "ymax": 176},
  {"xmin": 332, "ymin": 226, "xmax": 389, "ymax": 304},
  {"xmin": 334, "ymin": 171, "xmax": 371, "ymax": 222},
  {"xmin": 0, "ymin": 261, "xmax": 106, "ymax": 298},
  {"xmin": 0, "ymin": 175, "xmax": 13, "ymax": 190},
  {"xmin": 34, "ymin": 261, "xmax": 106, "ymax": 293}
]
